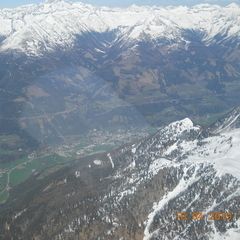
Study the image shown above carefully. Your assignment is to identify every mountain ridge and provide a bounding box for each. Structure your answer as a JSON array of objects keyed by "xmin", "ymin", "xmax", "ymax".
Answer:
[
  {"xmin": 1, "ymin": 1, "xmax": 240, "ymax": 55},
  {"xmin": 1, "ymin": 106, "xmax": 240, "ymax": 239}
]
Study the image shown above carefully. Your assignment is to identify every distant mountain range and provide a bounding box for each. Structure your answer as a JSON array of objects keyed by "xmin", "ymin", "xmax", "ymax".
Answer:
[
  {"xmin": 1, "ymin": 0, "xmax": 240, "ymax": 145},
  {"xmin": 1, "ymin": 106, "xmax": 240, "ymax": 239},
  {"xmin": 1, "ymin": 1, "xmax": 240, "ymax": 54}
]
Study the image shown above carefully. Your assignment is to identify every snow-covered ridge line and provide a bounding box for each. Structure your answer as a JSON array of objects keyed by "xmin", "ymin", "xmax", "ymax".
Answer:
[
  {"xmin": 0, "ymin": 1, "xmax": 240, "ymax": 55},
  {"xmin": 159, "ymin": 118, "xmax": 240, "ymax": 180}
]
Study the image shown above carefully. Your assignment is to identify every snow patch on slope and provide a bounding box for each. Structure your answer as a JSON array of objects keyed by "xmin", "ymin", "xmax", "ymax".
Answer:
[
  {"xmin": 184, "ymin": 129, "xmax": 240, "ymax": 180},
  {"xmin": 144, "ymin": 165, "xmax": 200, "ymax": 240},
  {"xmin": 211, "ymin": 219, "xmax": 240, "ymax": 240},
  {"xmin": 107, "ymin": 153, "xmax": 114, "ymax": 168}
]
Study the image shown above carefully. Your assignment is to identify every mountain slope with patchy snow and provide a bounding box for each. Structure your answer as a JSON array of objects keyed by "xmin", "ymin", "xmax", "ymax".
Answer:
[{"xmin": 1, "ymin": 107, "xmax": 240, "ymax": 239}]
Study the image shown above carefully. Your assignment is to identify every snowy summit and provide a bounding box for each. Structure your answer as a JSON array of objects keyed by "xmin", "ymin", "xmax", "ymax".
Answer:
[{"xmin": 0, "ymin": 1, "xmax": 240, "ymax": 55}]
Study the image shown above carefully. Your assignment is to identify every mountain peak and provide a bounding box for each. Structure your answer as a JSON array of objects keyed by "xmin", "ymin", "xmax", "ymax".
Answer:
[
  {"xmin": 43, "ymin": 0, "xmax": 73, "ymax": 6},
  {"xmin": 1, "ymin": 2, "xmax": 240, "ymax": 55},
  {"xmin": 44, "ymin": 0, "xmax": 65, "ymax": 3}
]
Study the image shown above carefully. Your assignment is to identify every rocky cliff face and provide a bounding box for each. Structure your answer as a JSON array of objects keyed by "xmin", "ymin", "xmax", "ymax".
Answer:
[{"xmin": 1, "ymin": 107, "xmax": 240, "ymax": 239}]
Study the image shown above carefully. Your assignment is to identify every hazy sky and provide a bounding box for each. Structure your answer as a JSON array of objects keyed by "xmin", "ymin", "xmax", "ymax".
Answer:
[{"xmin": 0, "ymin": 0, "xmax": 239, "ymax": 8}]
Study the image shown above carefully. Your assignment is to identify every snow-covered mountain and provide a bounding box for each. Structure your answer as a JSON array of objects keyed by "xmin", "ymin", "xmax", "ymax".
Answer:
[
  {"xmin": 1, "ymin": 106, "xmax": 240, "ymax": 239},
  {"xmin": 105, "ymin": 107, "xmax": 240, "ymax": 239},
  {"xmin": 0, "ymin": 1, "xmax": 240, "ymax": 55}
]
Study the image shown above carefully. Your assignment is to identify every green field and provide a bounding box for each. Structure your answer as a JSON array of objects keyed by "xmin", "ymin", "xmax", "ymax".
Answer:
[
  {"xmin": 0, "ymin": 156, "xmax": 28, "ymax": 171},
  {"xmin": 91, "ymin": 144, "xmax": 114, "ymax": 154},
  {"xmin": 0, "ymin": 173, "xmax": 7, "ymax": 192},
  {"xmin": 0, "ymin": 153, "xmax": 75, "ymax": 204},
  {"xmin": 9, "ymin": 154, "xmax": 71, "ymax": 187},
  {"xmin": 0, "ymin": 190, "xmax": 9, "ymax": 204},
  {"xmin": 0, "ymin": 148, "xmax": 14, "ymax": 156}
]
